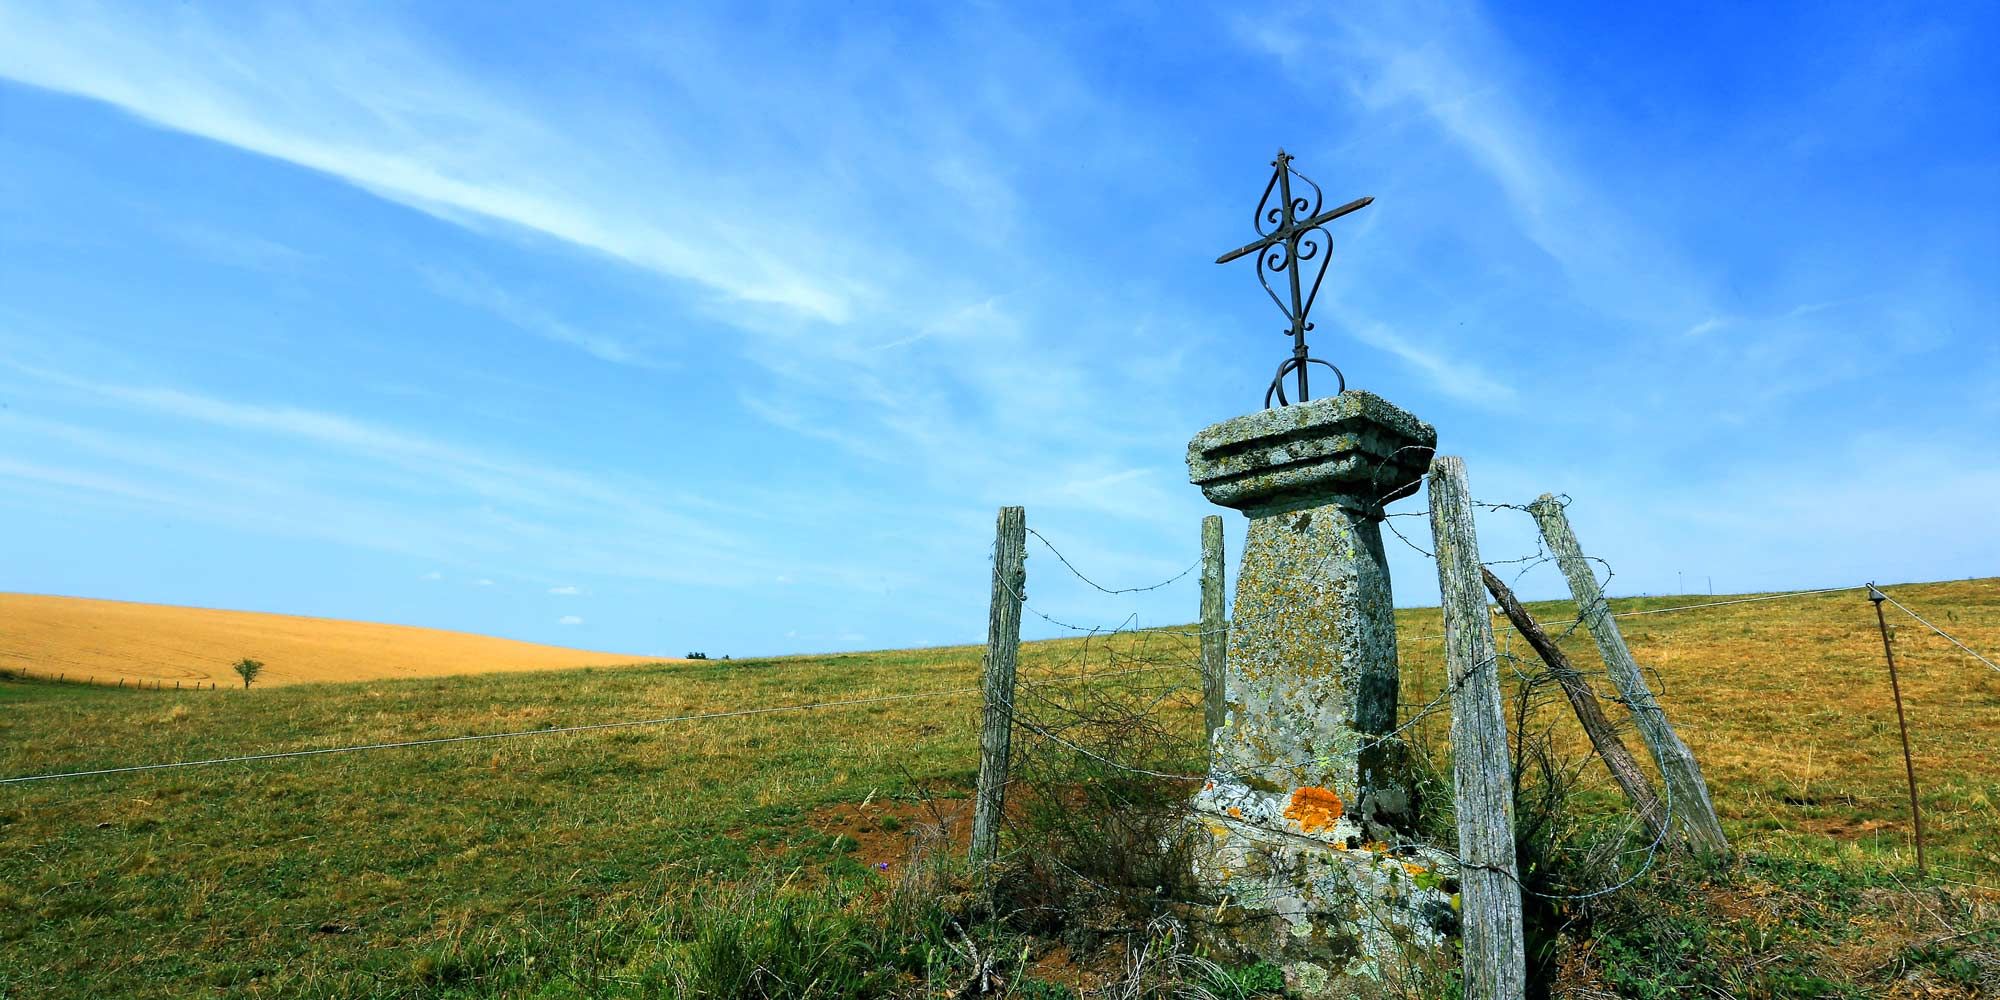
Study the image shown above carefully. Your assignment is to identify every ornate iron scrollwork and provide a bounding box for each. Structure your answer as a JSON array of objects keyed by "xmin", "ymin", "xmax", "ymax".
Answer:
[{"xmin": 1215, "ymin": 150, "xmax": 1373, "ymax": 407}]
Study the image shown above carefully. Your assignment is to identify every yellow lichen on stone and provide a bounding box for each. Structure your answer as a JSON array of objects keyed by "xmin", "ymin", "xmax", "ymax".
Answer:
[{"xmin": 1282, "ymin": 786, "xmax": 1344, "ymax": 834}]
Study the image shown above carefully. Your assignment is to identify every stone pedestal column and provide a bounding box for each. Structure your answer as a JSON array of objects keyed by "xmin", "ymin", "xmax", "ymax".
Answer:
[{"xmin": 1184, "ymin": 390, "xmax": 1450, "ymax": 997}]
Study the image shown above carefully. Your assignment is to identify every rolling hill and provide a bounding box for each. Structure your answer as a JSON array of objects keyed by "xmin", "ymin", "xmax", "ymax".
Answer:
[{"xmin": 0, "ymin": 593, "xmax": 671, "ymax": 687}]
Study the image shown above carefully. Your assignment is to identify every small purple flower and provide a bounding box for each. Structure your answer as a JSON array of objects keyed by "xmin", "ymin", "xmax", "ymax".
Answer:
[{"xmin": 876, "ymin": 862, "xmax": 890, "ymax": 871}]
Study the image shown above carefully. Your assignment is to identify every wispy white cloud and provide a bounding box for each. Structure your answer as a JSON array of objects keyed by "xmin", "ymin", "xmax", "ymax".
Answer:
[
  {"xmin": 0, "ymin": 0, "xmax": 1987, "ymax": 659},
  {"xmin": 558, "ymin": 615, "xmax": 583, "ymax": 626},
  {"xmin": 0, "ymin": 3, "xmax": 860, "ymax": 322},
  {"xmin": 548, "ymin": 585, "xmax": 582, "ymax": 595},
  {"xmin": 0, "ymin": 361, "xmax": 856, "ymax": 590},
  {"xmin": 1239, "ymin": 0, "xmax": 1712, "ymax": 334},
  {"xmin": 420, "ymin": 267, "xmax": 652, "ymax": 366},
  {"xmin": 0, "ymin": 457, "xmax": 185, "ymax": 508},
  {"xmin": 1683, "ymin": 316, "xmax": 1731, "ymax": 338},
  {"xmin": 163, "ymin": 224, "xmax": 312, "ymax": 274},
  {"xmin": 0, "ymin": 4, "xmax": 1203, "ymax": 576},
  {"xmin": 1344, "ymin": 321, "xmax": 1516, "ymax": 404}
]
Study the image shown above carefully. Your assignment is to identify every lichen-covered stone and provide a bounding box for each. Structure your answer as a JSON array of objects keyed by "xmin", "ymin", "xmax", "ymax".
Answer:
[
  {"xmin": 1187, "ymin": 390, "xmax": 1436, "ymax": 516},
  {"xmin": 1189, "ymin": 810, "xmax": 1455, "ymax": 995},
  {"xmin": 1207, "ymin": 500, "xmax": 1411, "ymax": 828},
  {"xmin": 1184, "ymin": 390, "xmax": 1445, "ymax": 997}
]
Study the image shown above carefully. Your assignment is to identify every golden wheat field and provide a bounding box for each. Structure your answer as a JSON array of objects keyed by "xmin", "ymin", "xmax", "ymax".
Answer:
[{"xmin": 0, "ymin": 593, "xmax": 673, "ymax": 688}]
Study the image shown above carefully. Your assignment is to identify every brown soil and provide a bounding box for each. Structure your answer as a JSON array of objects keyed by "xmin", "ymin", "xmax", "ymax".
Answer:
[
  {"xmin": 805, "ymin": 796, "xmax": 973, "ymax": 872},
  {"xmin": 1800, "ymin": 816, "xmax": 1902, "ymax": 840}
]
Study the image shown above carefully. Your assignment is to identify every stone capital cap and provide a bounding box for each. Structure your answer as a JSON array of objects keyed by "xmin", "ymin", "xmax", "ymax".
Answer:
[{"xmin": 1187, "ymin": 390, "xmax": 1437, "ymax": 515}]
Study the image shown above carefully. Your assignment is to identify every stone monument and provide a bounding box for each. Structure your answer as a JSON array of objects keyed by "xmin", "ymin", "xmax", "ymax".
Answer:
[{"xmin": 1188, "ymin": 151, "xmax": 1454, "ymax": 996}]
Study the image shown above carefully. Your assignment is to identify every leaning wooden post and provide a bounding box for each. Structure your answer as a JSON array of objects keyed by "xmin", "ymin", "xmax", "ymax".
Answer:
[
  {"xmin": 1529, "ymin": 494, "xmax": 1729, "ymax": 856},
  {"xmin": 1199, "ymin": 514, "xmax": 1228, "ymax": 741},
  {"xmin": 1483, "ymin": 567, "xmax": 1666, "ymax": 842},
  {"xmin": 971, "ymin": 506, "xmax": 1027, "ymax": 870},
  {"xmin": 1429, "ymin": 457, "xmax": 1526, "ymax": 1000}
]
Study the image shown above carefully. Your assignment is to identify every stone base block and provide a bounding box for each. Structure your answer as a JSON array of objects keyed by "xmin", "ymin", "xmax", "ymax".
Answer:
[{"xmin": 1187, "ymin": 793, "xmax": 1457, "ymax": 999}]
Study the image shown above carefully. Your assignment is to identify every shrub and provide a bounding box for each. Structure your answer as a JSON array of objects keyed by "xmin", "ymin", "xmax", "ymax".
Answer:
[{"xmin": 231, "ymin": 657, "xmax": 264, "ymax": 689}]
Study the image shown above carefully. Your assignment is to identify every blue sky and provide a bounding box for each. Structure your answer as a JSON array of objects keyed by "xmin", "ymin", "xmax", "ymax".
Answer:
[{"xmin": 1, "ymin": 1, "xmax": 1994, "ymax": 657}]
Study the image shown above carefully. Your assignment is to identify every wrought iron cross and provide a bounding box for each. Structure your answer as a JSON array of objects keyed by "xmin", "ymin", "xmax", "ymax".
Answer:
[{"xmin": 1215, "ymin": 149, "xmax": 1372, "ymax": 407}]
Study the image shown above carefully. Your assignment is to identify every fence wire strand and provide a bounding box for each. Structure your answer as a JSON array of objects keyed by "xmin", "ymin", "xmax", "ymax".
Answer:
[{"xmin": 1875, "ymin": 585, "xmax": 2000, "ymax": 674}]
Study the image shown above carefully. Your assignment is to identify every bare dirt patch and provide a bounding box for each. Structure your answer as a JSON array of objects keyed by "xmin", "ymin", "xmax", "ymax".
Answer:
[{"xmin": 805, "ymin": 796, "xmax": 973, "ymax": 872}]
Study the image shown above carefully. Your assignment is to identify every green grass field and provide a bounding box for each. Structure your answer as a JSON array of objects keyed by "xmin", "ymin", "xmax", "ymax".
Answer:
[{"xmin": 1, "ymin": 579, "xmax": 1996, "ymax": 997}]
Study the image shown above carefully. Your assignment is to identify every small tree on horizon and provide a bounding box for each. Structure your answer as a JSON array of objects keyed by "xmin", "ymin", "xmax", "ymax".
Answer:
[{"xmin": 232, "ymin": 657, "xmax": 265, "ymax": 689}]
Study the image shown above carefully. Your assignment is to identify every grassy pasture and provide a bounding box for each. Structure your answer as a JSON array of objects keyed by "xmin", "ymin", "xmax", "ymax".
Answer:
[{"xmin": 0, "ymin": 578, "xmax": 1995, "ymax": 997}]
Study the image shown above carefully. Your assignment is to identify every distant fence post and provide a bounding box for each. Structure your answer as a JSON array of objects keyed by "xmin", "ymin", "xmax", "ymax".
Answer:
[
  {"xmin": 971, "ymin": 505, "xmax": 1026, "ymax": 870},
  {"xmin": 1428, "ymin": 456, "xmax": 1527, "ymax": 1000},
  {"xmin": 1199, "ymin": 514, "xmax": 1228, "ymax": 742},
  {"xmin": 1530, "ymin": 494, "xmax": 1730, "ymax": 856}
]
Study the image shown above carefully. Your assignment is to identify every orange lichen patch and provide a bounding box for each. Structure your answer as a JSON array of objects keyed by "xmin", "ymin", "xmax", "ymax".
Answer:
[
  {"xmin": 1282, "ymin": 785, "xmax": 1344, "ymax": 834},
  {"xmin": 1402, "ymin": 862, "xmax": 1427, "ymax": 877},
  {"xmin": 1227, "ymin": 806, "xmax": 1244, "ymax": 818}
]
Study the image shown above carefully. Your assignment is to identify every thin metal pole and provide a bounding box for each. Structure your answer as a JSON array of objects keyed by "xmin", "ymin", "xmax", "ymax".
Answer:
[{"xmin": 1868, "ymin": 585, "xmax": 1926, "ymax": 875}]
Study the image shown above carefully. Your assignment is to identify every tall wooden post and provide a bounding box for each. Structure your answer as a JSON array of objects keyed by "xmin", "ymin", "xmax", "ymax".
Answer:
[
  {"xmin": 971, "ymin": 506, "xmax": 1026, "ymax": 869},
  {"xmin": 1429, "ymin": 457, "xmax": 1526, "ymax": 1000},
  {"xmin": 1530, "ymin": 494, "xmax": 1729, "ymax": 856},
  {"xmin": 1199, "ymin": 514, "xmax": 1228, "ymax": 742}
]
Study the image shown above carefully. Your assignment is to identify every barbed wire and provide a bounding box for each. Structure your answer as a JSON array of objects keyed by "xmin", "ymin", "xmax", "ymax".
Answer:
[
  {"xmin": 1008, "ymin": 631, "xmax": 1678, "ymax": 902},
  {"xmin": 1005, "ymin": 494, "xmax": 1601, "ymax": 642},
  {"xmin": 1028, "ymin": 526, "xmax": 1201, "ymax": 595},
  {"xmin": 1399, "ymin": 585, "xmax": 1862, "ymax": 644},
  {"xmin": 0, "ymin": 687, "xmax": 987, "ymax": 786},
  {"xmin": 1874, "ymin": 585, "xmax": 2000, "ymax": 674},
  {"xmin": 19, "ymin": 498, "xmax": 1985, "ymax": 925},
  {"xmin": 994, "ymin": 511, "xmax": 1904, "ymax": 904},
  {"xmin": 0, "ymin": 662, "xmax": 1182, "ymax": 787}
]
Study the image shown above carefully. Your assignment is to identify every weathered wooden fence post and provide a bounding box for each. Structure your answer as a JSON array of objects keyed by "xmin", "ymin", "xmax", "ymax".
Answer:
[
  {"xmin": 1199, "ymin": 514, "xmax": 1228, "ymax": 741},
  {"xmin": 1483, "ymin": 567, "xmax": 1667, "ymax": 842},
  {"xmin": 971, "ymin": 505, "xmax": 1026, "ymax": 870},
  {"xmin": 1429, "ymin": 456, "xmax": 1527, "ymax": 1000},
  {"xmin": 1529, "ymin": 494, "xmax": 1729, "ymax": 856}
]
